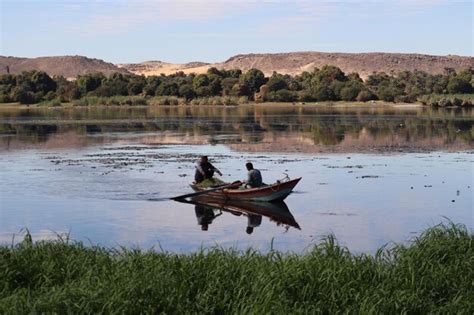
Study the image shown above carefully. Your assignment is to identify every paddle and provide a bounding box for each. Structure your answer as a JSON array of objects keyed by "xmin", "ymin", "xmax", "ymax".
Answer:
[{"xmin": 171, "ymin": 181, "xmax": 241, "ymax": 200}]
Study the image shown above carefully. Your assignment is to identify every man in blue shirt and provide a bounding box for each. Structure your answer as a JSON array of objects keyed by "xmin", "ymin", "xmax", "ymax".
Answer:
[{"xmin": 244, "ymin": 162, "xmax": 263, "ymax": 188}]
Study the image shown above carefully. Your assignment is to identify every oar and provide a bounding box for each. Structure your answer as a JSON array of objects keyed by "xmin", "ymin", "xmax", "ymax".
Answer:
[{"xmin": 171, "ymin": 181, "xmax": 241, "ymax": 200}]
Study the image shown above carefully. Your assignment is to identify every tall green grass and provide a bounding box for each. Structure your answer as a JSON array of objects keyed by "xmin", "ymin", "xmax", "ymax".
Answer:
[
  {"xmin": 70, "ymin": 95, "xmax": 249, "ymax": 107},
  {"xmin": 72, "ymin": 96, "xmax": 148, "ymax": 106},
  {"xmin": 0, "ymin": 223, "xmax": 472, "ymax": 313},
  {"xmin": 418, "ymin": 94, "xmax": 474, "ymax": 107}
]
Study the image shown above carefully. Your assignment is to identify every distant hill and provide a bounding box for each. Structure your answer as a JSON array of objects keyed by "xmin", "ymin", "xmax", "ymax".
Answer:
[
  {"xmin": 0, "ymin": 55, "xmax": 130, "ymax": 79},
  {"xmin": 1, "ymin": 52, "xmax": 473, "ymax": 80},
  {"xmin": 120, "ymin": 52, "xmax": 474, "ymax": 78}
]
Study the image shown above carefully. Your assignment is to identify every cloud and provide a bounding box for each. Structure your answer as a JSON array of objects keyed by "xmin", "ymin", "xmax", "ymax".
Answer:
[
  {"xmin": 12, "ymin": 0, "xmax": 458, "ymax": 38},
  {"xmin": 254, "ymin": 1, "xmax": 335, "ymax": 37},
  {"xmin": 65, "ymin": 0, "xmax": 258, "ymax": 35}
]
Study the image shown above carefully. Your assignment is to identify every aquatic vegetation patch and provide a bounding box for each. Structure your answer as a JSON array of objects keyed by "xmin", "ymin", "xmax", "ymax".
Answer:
[
  {"xmin": 194, "ymin": 177, "xmax": 226, "ymax": 188},
  {"xmin": 0, "ymin": 223, "xmax": 472, "ymax": 313}
]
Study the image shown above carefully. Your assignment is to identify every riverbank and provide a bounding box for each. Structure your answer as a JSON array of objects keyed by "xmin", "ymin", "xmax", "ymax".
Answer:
[
  {"xmin": 0, "ymin": 223, "xmax": 472, "ymax": 313},
  {"xmin": 0, "ymin": 99, "xmax": 424, "ymax": 109}
]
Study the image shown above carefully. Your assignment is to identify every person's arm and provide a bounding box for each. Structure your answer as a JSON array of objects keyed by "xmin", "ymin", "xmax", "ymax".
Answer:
[{"xmin": 210, "ymin": 163, "xmax": 223, "ymax": 176}]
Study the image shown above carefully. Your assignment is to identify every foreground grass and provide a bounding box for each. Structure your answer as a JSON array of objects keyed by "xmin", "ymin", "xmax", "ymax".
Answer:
[{"xmin": 0, "ymin": 223, "xmax": 473, "ymax": 313}]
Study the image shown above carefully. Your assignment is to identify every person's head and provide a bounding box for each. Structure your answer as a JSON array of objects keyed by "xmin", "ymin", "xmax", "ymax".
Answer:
[
  {"xmin": 246, "ymin": 226, "xmax": 254, "ymax": 234},
  {"xmin": 245, "ymin": 162, "xmax": 254, "ymax": 171},
  {"xmin": 201, "ymin": 156, "xmax": 208, "ymax": 163}
]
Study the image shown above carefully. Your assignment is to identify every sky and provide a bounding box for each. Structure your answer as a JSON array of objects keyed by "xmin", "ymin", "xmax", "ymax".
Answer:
[{"xmin": 0, "ymin": 0, "xmax": 472, "ymax": 63}]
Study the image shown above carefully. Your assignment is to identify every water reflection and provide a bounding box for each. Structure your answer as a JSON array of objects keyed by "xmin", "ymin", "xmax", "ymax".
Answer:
[
  {"xmin": 176, "ymin": 197, "xmax": 300, "ymax": 233},
  {"xmin": 0, "ymin": 105, "xmax": 473, "ymax": 152}
]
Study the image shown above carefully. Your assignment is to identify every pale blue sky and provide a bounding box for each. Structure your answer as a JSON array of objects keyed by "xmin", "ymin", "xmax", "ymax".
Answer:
[{"xmin": 1, "ymin": 0, "xmax": 472, "ymax": 63}]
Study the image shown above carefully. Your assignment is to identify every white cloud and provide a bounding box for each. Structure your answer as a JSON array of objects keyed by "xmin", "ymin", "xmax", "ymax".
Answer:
[
  {"xmin": 26, "ymin": 0, "xmax": 458, "ymax": 37},
  {"xmin": 65, "ymin": 0, "xmax": 259, "ymax": 35}
]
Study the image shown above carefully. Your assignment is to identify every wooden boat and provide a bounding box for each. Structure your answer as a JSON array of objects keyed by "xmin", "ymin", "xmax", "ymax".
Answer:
[
  {"xmin": 177, "ymin": 196, "xmax": 300, "ymax": 229},
  {"xmin": 190, "ymin": 177, "xmax": 302, "ymax": 202}
]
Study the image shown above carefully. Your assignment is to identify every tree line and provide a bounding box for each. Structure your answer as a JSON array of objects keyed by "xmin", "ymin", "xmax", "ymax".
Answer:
[{"xmin": 0, "ymin": 65, "xmax": 472, "ymax": 105}]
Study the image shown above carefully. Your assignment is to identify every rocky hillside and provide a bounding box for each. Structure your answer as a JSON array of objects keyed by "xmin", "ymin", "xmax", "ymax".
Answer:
[
  {"xmin": 218, "ymin": 52, "xmax": 474, "ymax": 77},
  {"xmin": 120, "ymin": 52, "xmax": 474, "ymax": 78},
  {"xmin": 0, "ymin": 55, "xmax": 129, "ymax": 79},
  {"xmin": 2, "ymin": 52, "xmax": 472, "ymax": 79}
]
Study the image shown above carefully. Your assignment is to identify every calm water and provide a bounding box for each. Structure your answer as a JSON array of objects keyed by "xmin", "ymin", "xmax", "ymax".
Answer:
[{"xmin": 0, "ymin": 105, "xmax": 473, "ymax": 253}]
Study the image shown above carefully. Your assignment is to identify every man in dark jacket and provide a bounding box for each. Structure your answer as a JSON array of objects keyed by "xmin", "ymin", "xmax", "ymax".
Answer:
[{"xmin": 194, "ymin": 156, "xmax": 223, "ymax": 183}]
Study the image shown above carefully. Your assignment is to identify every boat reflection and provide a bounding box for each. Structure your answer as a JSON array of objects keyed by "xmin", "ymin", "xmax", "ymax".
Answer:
[{"xmin": 176, "ymin": 197, "xmax": 300, "ymax": 233}]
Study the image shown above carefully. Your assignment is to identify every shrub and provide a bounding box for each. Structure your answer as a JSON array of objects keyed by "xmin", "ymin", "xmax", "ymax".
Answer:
[
  {"xmin": 356, "ymin": 90, "xmax": 374, "ymax": 102},
  {"xmin": 39, "ymin": 98, "xmax": 62, "ymax": 107},
  {"xmin": 267, "ymin": 89, "xmax": 297, "ymax": 102}
]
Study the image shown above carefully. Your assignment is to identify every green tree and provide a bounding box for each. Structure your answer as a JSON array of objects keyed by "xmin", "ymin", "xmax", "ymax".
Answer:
[
  {"xmin": 31, "ymin": 71, "xmax": 56, "ymax": 94},
  {"xmin": 222, "ymin": 78, "xmax": 239, "ymax": 96},
  {"xmin": 356, "ymin": 90, "xmax": 375, "ymax": 102},
  {"xmin": 240, "ymin": 69, "xmax": 266, "ymax": 97},
  {"xmin": 267, "ymin": 89, "xmax": 297, "ymax": 102},
  {"xmin": 0, "ymin": 74, "xmax": 16, "ymax": 85},
  {"xmin": 143, "ymin": 76, "xmax": 162, "ymax": 96},
  {"xmin": 447, "ymin": 76, "xmax": 472, "ymax": 94},
  {"xmin": 266, "ymin": 72, "xmax": 288, "ymax": 92},
  {"xmin": 208, "ymin": 77, "xmax": 222, "ymax": 95},
  {"xmin": 207, "ymin": 67, "xmax": 223, "ymax": 77},
  {"xmin": 127, "ymin": 76, "xmax": 146, "ymax": 95},
  {"xmin": 312, "ymin": 83, "xmax": 335, "ymax": 101},
  {"xmin": 179, "ymin": 84, "xmax": 196, "ymax": 100},
  {"xmin": 193, "ymin": 74, "xmax": 209, "ymax": 89},
  {"xmin": 192, "ymin": 74, "xmax": 212, "ymax": 97},
  {"xmin": 315, "ymin": 65, "xmax": 347, "ymax": 83},
  {"xmin": 12, "ymin": 84, "xmax": 35, "ymax": 104},
  {"xmin": 377, "ymin": 86, "xmax": 397, "ymax": 102},
  {"xmin": 340, "ymin": 82, "xmax": 364, "ymax": 101},
  {"xmin": 230, "ymin": 83, "xmax": 250, "ymax": 97},
  {"xmin": 156, "ymin": 82, "xmax": 179, "ymax": 96},
  {"xmin": 347, "ymin": 73, "xmax": 363, "ymax": 83},
  {"xmin": 76, "ymin": 73, "xmax": 105, "ymax": 95}
]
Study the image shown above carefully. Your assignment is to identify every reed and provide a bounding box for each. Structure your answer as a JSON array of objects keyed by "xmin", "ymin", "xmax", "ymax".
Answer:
[
  {"xmin": 72, "ymin": 95, "xmax": 148, "ymax": 106},
  {"xmin": 418, "ymin": 94, "xmax": 474, "ymax": 107},
  {"xmin": 0, "ymin": 223, "xmax": 472, "ymax": 313},
  {"xmin": 38, "ymin": 98, "xmax": 62, "ymax": 107},
  {"xmin": 69, "ymin": 95, "xmax": 249, "ymax": 107},
  {"xmin": 147, "ymin": 96, "xmax": 184, "ymax": 106}
]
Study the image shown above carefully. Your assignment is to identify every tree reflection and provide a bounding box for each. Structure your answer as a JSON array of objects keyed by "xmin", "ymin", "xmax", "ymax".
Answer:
[{"xmin": 0, "ymin": 106, "xmax": 472, "ymax": 151}]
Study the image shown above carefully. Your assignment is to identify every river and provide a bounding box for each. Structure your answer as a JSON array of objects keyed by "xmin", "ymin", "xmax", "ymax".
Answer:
[{"xmin": 0, "ymin": 104, "xmax": 472, "ymax": 253}]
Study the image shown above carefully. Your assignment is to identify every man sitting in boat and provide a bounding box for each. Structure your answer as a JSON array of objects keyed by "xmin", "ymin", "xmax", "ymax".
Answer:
[
  {"xmin": 194, "ymin": 155, "xmax": 223, "ymax": 184},
  {"xmin": 243, "ymin": 162, "xmax": 263, "ymax": 188}
]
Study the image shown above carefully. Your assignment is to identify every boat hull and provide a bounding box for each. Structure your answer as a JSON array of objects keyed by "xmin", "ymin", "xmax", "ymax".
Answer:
[{"xmin": 191, "ymin": 177, "xmax": 301, "ymax": 202}]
